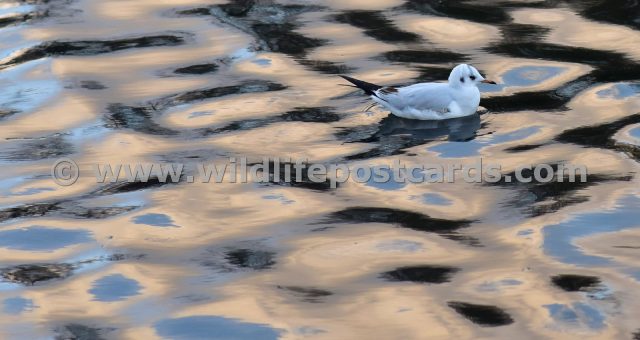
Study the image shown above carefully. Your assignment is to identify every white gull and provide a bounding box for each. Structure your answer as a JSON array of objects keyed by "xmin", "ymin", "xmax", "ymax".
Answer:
[{"xmin": 340, "ymin": 64, "xmax": 496, "ymax": 120}]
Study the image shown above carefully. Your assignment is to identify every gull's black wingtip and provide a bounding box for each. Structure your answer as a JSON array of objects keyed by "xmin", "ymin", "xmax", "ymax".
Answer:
[{"xmin": 338, "ymin": 75, "xmax": 382, "ymax": 96}]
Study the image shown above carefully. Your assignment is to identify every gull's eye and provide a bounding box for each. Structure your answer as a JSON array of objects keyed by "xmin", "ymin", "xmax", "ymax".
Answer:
[
  {"xmin": 470, "ymin": 75, "xmax": 476, "ymax": 80},
  {"xmin": 459, "ymin": 77, "xmax": 465, "ymax": 83}
]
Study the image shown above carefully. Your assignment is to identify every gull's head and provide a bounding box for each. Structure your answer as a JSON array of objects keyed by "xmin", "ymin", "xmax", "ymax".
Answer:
[{"xmin": 448, "ymin": 64, "xmax": 496, "ymax": 88}]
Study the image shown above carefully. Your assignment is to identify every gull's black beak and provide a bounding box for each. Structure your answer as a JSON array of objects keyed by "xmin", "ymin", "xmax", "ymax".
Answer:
[{"xmin": 481, "ymin": 79, "xmax": 497, "ymax": 84}]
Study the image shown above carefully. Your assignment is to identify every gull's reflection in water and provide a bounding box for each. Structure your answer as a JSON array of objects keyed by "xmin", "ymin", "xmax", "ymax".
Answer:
[
  {"xmin": 344, "ymin": 113, "xmax": 482, "ymax": 160},
  {"xmin": 375, "ymin": 113, "xmax": 482, "ymax": 141}
]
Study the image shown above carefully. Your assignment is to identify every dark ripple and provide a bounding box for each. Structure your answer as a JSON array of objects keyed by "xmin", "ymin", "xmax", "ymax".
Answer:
[
  {"xmin": 225, "ymin": 249, "xmax": 276, "ymax": 270},
  {"xmin": 567, "ymin": 0, "xmax": 640, "ymax": 30},
  {"xmin": 105, "ymin": 104, "xmax": 179, "ymax": 135},
  {"xmin": 381, "ymin": 50, "xmax": 467, "ymax": 64},
  {"xmin": 342, "ymin": 138, "xmax": 417, "ymax": 160},
  {"xmin": 0, "ymin": 201, "xmax": 137, "ymax": 223},
  {"xmin": 556, "ymin": 113, "xmax": 640, "ymax": 158},
  {"xmin": 252, "ymin": 23, "xmax": 326, "ymax": 56},
  {"xmin": 173, "ymin": 63, "xmax": 219, "ymax": 75},
  {"xmin": 15, "ymin": 0, "xmax": 72, "ymax": 5},
  {"xmin": 158, "ymin": 81, "xmax": 287, "ymax": 108},
  {"xmin": 259, "ymin": 161, "xmax": 336, "ymax": 191},
  {"xmin": 0, "ymin": 0, "xmax": 77, "ymax": 29},
  {"xmin": 295, "ymin": 59, "xmax": 354, "ymax": 75},
  {"xmin": 2, "ymin": 253, "xmax": 143, "ymax": 286},
  {"xmin": 0, "ymin": 13, "xmax": 36, "ymax": 29},
  {"xmin": 54, "ymin": 324, "xmax": 108, "ymax": 340},
  {"xmin": 504, "ymin": 144, "xmax": 545, "ymax": 153},
  {"xmin": 198, "ymin": 118, "xmax": 273, "ymax": 135},
  {"xmin": 277, "ymin": 285, "xmax": 333, "ymax": 303},
  {"xmin": 92, "ymin": 177, "xmax": 175, "ymax": 195},
  {"xmin": 0, "ymin": 33, "xmax": 190, "ymax": 69},
  {"xmin": 1, "ymin": 134, "xmax": 73, "ymax": 161},
  {"xmin": 2, "ymin": 263, "xmax": 73, "ymax": 285},
  {"xmin": 218, "ymin": 0, "xmax": 266, "ymax": 17},
  {"xmin": 0, "ymin": 202, "xmax": 61, "ymax": 222},
  {"xmin": 483, "ymin": 73, "xmax": 599, "ymax": 113},
  {"xmin": 488, "ymin": 42, "xmax": 635, "ymax": 68},
  {"xmin": 64, "ymin": 79, "xmax": 108, "ymax": 90},
  {"xmin": 333, "ymin": 10, "xmax": 421, "ymax": 43},
  {"xmin": 176, "ymin": 7, "xmax": 212, "ymax": 16},
  {"xmin": 0, "ymin": 109, "xmax": 19, "ymax": 120},
  {"xmin": 401, "ymin": 0, "xmax": 511, "ymax": 24},
  {"xmin": 500, "ymin": 23, "xmax": 551, "ymax": 43},
  {"xmin": 64, "ymin": 205, "xmax": 138, "ymax": 219},
  {"xmin": 280, "ymin": 107, "xmax": 340, "ymax": 122},
  {"xmin": 217, "ymin": 0, "xmax": 255, "ymax": 17},
  {"xmin": 214, "ymin": 1, "xmax": 323, "ymax": 21},
  {"xmin": 106, "ymin": 81, "xmax": 287, "ymax": 135},
  {"xmin": 490, "ymin": 164, "xmax": 632, "ymax": 217},
  {"xmin": 79, "ymin": 80, "xmax": 107, "ymax": 90},
  {"xmin": 326, "ymin": 207, "xmax": 478, "ymax": 246},
  {"xmin": 199, "ymin": 246, "xmax": 278, "ymax": 272},
  {"xmin": 380, "ymin": 265, "xmax": 459, "ymax": 284},
  {"xmin": 551, "ymin": 274, "xmax": 602, "ymax": 292},
  {"xmin": 196, "ymin": 107, "xmax": 339, "ymax": 136},
  {"xmin": 447, "ymin": 301, "xmax": 514, "ymax": 327},
  {"xmin": 482, "ymin": 89, "xmax": 570, "ymax": 112}
]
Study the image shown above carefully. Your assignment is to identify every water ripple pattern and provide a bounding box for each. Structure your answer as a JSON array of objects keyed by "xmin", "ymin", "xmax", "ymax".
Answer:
[{"xmin": 0, "ymin": 0, "xmax": 639, "ymax": 339}]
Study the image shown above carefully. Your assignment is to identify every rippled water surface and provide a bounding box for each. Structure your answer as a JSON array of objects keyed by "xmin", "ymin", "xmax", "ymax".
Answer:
[{"xmin": 1, "ymin": 0, "xmax": 640, "ymax": 339}]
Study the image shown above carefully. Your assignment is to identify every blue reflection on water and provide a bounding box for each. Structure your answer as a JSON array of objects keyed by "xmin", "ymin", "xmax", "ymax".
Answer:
[
  {"xmin": 544, "ymin": 302, "xmax": 605, "ymax": 330},
  {"xmin": 545, "ymin": 303, "xmax": 579, "ymax": 324},
  {"xmin": 262, "ymin": 193, "xmax": 295, "ymax": 205},
  {"xmin": 0, "ymin": 60, "xmax": 60, "ymax": 114},
  {"xmin": 477, "ymin": 279, "xmax": 522, "ymax": 292},
  {"xmin": 596, "ymin": 83, "xmax": 640, "ymax": 99},
  {"xmin": 628, "ymin": 126, "xmax": 640, "ymax": 140},
  {"xmin": 574, "ymin": 303, "xmax": 606, "ymax": 329},
  {"xmin": 0, "ymin": 226, "xmax": 92, "ymax": 252},
  {"xmin": 89, "ymin": 274, "xmax": 142, "ymax": 302},
  {"xmin": 428, "ymin": 126, "xmax": 540, "ymax": 158},
  {"xmin": 132, "ymin": 213, "xmax": 178, "ymax": 227},
  {"xmin": 365, "ymin": 167, "xmax": 406, "ymax": 191},
  {"xmin": 296, "ymin": 326, "xmax": 326, "ymax": 335},
  {"xmin": 543, "ymin": 195, "xmax": 640, "ymax": 266},
  {"xmin": 480, "ymin": 65, "xmax": 565, "ymax": 93},
  {"xmin": 2, "ymin": 297, "xmax": 35, "ymax": 315},
  {"xmin": 421, "ymin": 193, "xmax": 452, "ymax": 206},
  {"xmin": 11, "ymin": 187, "xmax": 55, "ymax": 196},
  {"xmin": 188, "ymin": 111, "xmax": 214, "ymax": 119},
  {"xmin": 0, "ymin": 4, "xmax": 35, "ymax": 17},
  {"xmin": 252, "ymin": 58, "xmax": 272, "ymax": 67},
  {"xmin": 375, "ymin": 239, "xmax": 423, "ymax": 253},
  {"xmin": 155, "ymin": 316, "xmax": 281, "ymax": 340},
  {"xmin": 504, "ymin": 66, "xmax": 564, "ymax": 86}
]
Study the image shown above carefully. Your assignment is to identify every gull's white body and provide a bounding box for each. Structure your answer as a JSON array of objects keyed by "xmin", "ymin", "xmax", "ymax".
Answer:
[
  {"xmin": 342, "ymin": 64, "xmax": 493, "ymax": 121},
  {"xmin": 371, "ymin": 82, "xmax": 481, "ymax": 120}
]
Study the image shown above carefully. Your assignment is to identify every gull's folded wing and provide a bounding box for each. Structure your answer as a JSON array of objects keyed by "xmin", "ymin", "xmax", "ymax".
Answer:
[{"xmin": 376, "ymin": 83, "xmax": 453, "ymax": 113}]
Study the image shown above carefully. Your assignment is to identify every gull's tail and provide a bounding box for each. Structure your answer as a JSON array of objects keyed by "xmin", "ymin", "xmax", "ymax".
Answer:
[{"xmin": 339, "ymin": 75, "xmax": 382, "ymax": 96}]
